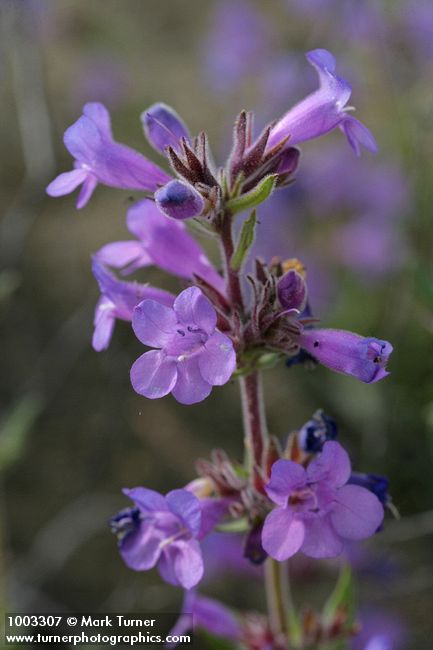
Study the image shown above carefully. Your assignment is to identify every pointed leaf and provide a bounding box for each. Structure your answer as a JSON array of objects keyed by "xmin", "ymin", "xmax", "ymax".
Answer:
[
  {"xmin": 231, "ymin": 210, "xmax": 257, "ymax": 271},
  {"xmin": 226, "ymin": 174, "xmax": 277, "ymax": 215}
]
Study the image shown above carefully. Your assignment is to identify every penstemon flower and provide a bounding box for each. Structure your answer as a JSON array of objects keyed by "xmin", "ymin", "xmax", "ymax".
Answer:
[
  {"xmin": 110, "ymin": 487, "xmax": 204, "ymax": 589},
  {"xmin": 262, "ymin": 441, "xmax": 384, "ymax": 560},
  {"xmin": 49, "ymin": 47, "xmax": 395, "ymax": 649},
  {"xmin": 130, "ymin": 287, "xmax": 236, "ymax": 404},
  {"xmin": 46, "ymin": 103, "xmax": 170, "ymax": 208}
]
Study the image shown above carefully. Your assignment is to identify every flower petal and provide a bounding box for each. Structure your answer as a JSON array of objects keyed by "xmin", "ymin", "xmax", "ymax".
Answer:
[
  {"xmin": 199, "ymin": 331, "xmax": 236, "ymax": 386},
  {"xmin": 301, "ymin": 516, "xmax": 344, "ymax": 558},
  {"xmin": 46, "ymin": 169, "xmax": 88, "ymax": 197},
  {"xmin": 76, "ymin": 174, "xmax": 98, "ymax": 208},
  {"xmin": 173, "ymin": 286, "xmax": 216, "ymax": 334},
  {"xmin": 166, "ymin": 489, "xmax": 202, "ymax": 537},
  {"xmin": 306, "ymin": 441, "xmax": 351, "ymax": 488},
  {"xmin": 119, "ymin": 521, "xmax": 162, "ymax": 571},
  {"xmin": 262, "ymin": 507, "xmax": 305, "ymax": 561},
  {"xmin": 83, "ymin": 101, "xmax": 113, "ymax": 138},
  {"xmin": 122, "ymin": 487, "xmax": 168, "ymax": 513},
  {"xmin": 265, "ymin": 459, "xmax": 306, "ymax": 507},
  {"xmin": 132, "ymin": 299, "xmax": 177, "ymax": 348},
  {"xmin": 95, "ymin": 241, "xmax": 150, "ymax": 270},
  {"xmin": 172, "ymin": 539, "xmax": 204, "ymax": 589},
  {"xmin": 341, "ymin": 115, "xmax": 378, "ymax": 157},
  {"xmin": 331, "ymin": 484, "xmax": 384, "ymax": 540},
  {"xmin": 130, "ymin": 350, "xmax": 177, "ymax": 399},
  {"xmin": 171, "ymin": 356, "xmax": 212, "ymax": 405},
  {"xmin": 92, "ymin": 297, "xmax": 115, "ymax": 351}
]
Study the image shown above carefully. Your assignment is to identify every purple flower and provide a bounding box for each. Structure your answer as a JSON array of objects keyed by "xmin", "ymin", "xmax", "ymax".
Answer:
[
  {"xmin": 167, "ymin": 591, "xmax": 242, "ymax": 647},
  {"xmin": 262, "ymin": 441, "xmax": 384, "ymax": 560},
  {"xmin": 130, "ymin": 286, "xmax": 236, "ymax": 404},
  {"xmin": 141, "ymin": 103, "xmax": 190, "ymax": 154},
  {"xmin": 298, "ymin": 329, "xmax": 393, "ymax": 384},
  {"xmin": 94, "ymin": 199, "xmax": 225, "ymax": 294},
  {"xmin": 111, "ymin": 487, "xmax": 204, "ymax": 589},
  {"xmin": 267, "ymin": 49, "xmax": 377, "ymax": 156},
  {"xmin": 46, "ymin": 103, "xmax": 171, "ymax": 208},
  {"xmin": 92, "ymin": 260, "xmax": 174, "ymax": 352},
  {"xmin": 155, "ymin": 180, "xmax": 204, "ymax": 221}
]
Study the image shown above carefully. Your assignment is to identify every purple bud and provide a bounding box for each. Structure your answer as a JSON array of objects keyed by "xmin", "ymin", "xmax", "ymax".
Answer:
[
  {"xmin": 155, "ymin": 180, "xmax": 204, "ymax": 220},
  {"xmin": 277, "ymin": 270, "xmax": 307, "ymax": 311},
  {"xmin": 141, "ymin": 102, "xmax": 190, "ymax": 154},
  {"xmin": 276, "ymin": 147, "xmax": 301, "ymax": 175}
]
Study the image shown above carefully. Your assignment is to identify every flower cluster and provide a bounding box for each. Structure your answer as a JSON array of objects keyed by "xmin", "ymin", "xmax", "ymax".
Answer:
[{"xmin": 48, "ymin": 48, "xmax": 394, "ymax": 650}]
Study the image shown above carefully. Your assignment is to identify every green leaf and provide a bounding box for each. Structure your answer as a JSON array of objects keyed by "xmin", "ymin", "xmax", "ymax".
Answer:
[
  {"xmin": 0, "ymin": 394, "xmax": 43, "ymax": 472},
  {"xmin": 322, "ymin": 564, "xmax": 355, "ymax": 626},
  {"xmin": 226, "ymin": 174, "xmax": 277, "ymax": 216},
  {"xmin": 231, "ymin": 210, "xmax": 257, "ymax": 271}
]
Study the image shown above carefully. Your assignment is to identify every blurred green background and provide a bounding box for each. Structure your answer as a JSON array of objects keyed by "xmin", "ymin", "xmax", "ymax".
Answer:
[{"xmin": 1, "ymin": 0, "xmax": 433, "ymax": 647}]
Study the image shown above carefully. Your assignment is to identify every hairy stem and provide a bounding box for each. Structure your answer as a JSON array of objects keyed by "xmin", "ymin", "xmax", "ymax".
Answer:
[
  {"xmin": 239, "ymin": 371, "xmax": 268, "ymax": 471},
  {"xmin": 265, "ymin": 558, "xmax": 291, "ymax": 642},
  {"xmin": 219, "ymin": 211, "xmax": 244, "ymax": 315}
]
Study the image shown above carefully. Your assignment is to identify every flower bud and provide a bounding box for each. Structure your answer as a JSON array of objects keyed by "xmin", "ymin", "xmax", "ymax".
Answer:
[
  {"xmin": 155, "ymin": 180, "xmax": 205, "ymax": 220},
  {"xmin": 141, "ymin": 102, "xmax": 190, "ymax": 153},
  {"xmin": 277, "ymin": 269, "xmax": 307, "ymax": 311},
  {"xmin": 276, "ymin": 147, "xmax": 300, "ymax": 175}
]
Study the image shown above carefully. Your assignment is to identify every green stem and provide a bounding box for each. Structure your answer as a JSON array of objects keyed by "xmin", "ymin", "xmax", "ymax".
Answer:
[
  {"xmin": 219, "ymin": 211, "xmax": 244, "ymax": 315},
  {"xmin": 239, "ymin": 371, "xmax": 268, "ymax": 472},
  {"xmin": 265, "ymin": 558, "xmax": 291, "ymax": 642}
]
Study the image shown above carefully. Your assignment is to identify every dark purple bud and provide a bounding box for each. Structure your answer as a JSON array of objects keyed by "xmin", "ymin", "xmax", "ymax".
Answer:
[
  {"xmin": 298, "ymin": 409, "xmax": 338, "ymax": 453},
  {"xmin": 244, "ymin": 523, "xmax": 267, "ymax": 565},
  {"xmin": 277, "ymin": 269, "xmax": 307, "ymax": 311},
  {"xmin": 155, "ymin": 180, "xmax": 205, "ymax": 220},
  {"xmin": 141, "ymin": 102, "xmax": 190, "ymax": 154},
  {"xmin": 276, "ymin": 147, "xmax": 300, "ymax": 175}
]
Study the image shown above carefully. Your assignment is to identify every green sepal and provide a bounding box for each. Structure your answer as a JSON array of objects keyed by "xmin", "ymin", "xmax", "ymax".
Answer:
[
  {"xmin": 231, "ymin": 210, "xmax": 257, "ymax": 271},
  {"xmin": 226, "ymin": 174, "xmax": 277, "ymax": 216}
]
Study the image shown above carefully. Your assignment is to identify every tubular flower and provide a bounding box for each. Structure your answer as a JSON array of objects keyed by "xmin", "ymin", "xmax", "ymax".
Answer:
[
  {"xmin": 298, "ymin": 328, "xmax": 392, "ymax": 383},
  {"xmin": 46, "ymin": 103, "xmax": 171, "ymax": 208},
  {"xmin": 262, "ymin": 441, "xmax": 384, "ymax": 560},
  {"xmin": 94, "ymin": 199, "xmax": 225, "ymax": 293},
  {"xmin": 91, "ymin": 260, "xmax": 174, "ymax": 352},
  {"xmin": 110, "ymin": 488, "xmax": 204, "ymax": 589},
  {"xmin": 267, "ymin": 49, "xmax": 378, "ymax": 156},
  {"xmin": 130, "ymin": 287, "xmax": 236, "ymax": 405}
]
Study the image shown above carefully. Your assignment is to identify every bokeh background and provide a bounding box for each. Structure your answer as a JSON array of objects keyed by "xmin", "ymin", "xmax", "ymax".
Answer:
[{"xmin": 1, "ymin": 0, "xmax": 433, "ymax": 647}]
